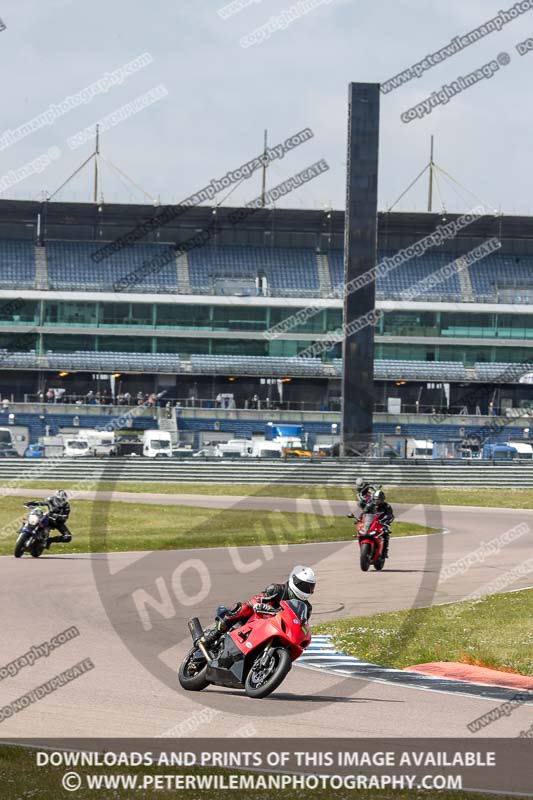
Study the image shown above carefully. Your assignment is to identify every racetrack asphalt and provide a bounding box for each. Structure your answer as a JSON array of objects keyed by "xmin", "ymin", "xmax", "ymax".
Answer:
[{"xmin": 0, "ymin": 491, "xmax": 531, "ymax": 739}]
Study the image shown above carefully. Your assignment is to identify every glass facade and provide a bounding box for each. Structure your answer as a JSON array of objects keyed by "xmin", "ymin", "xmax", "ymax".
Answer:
[
  {"xmin": 0, "ymin": 299, "xmax": 529, "ymax": 366},
  {"xmin": 380, "ymin": 310, "xmax": 533, "ymax": 339}
]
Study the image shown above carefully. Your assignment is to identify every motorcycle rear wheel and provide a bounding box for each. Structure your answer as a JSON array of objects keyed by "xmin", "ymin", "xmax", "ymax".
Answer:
[
  {"xmin": 374, "ymin": 556, "xmax": 385, "ymax": 571},
  {"xmin": 178, "ymin": 648, "xmax": 209, "ymax": 691},
  {"xmin": 360, "ymin": 542, "xmax": 372, "ymax": 571},
  {"xmin": 29, "ymin": 542, "xmax": 44, "ymax": 558},
  {"xmin": 245, "ymin": 647, "xmax": 291, "ymax": 699}
]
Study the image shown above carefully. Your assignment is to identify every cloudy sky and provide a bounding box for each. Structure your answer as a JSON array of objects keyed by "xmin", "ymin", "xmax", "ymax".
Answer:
[{"xmin": 1, "ymin": 0, "xmax": 531, "ymax": 214}]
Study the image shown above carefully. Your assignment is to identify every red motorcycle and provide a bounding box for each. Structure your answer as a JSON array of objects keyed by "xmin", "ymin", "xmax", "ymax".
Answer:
[
  {"xmin": 354, "ymin": 512, "xmax": 386, "ymax": 572},
  {"xmin": 179, "ymin": 600, "xmax": 311, "ymax": 699}
]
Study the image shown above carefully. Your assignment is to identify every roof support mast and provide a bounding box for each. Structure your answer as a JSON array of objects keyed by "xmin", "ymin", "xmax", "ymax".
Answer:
[
  {"xmin": 93, "ymin": 124, "xmax": 100, "ymax": 203},
  {"xmin": 427, "ymin": 134, "xmax": 434, "ymax": 212},
  {"xmin": 260, "ymin": 129, "xmax": 267, "ymax": 207}
]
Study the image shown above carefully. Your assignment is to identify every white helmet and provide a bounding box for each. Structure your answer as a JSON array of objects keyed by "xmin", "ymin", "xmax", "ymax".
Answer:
[{"xmin": 288, "ymin": 565, "xmax": 316, "ymax": 601}]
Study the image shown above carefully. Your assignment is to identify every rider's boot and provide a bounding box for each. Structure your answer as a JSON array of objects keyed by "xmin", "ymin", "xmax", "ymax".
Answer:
[{"xmin": 201, "ymin": 627, "xmax": 223, "ymax": 648}]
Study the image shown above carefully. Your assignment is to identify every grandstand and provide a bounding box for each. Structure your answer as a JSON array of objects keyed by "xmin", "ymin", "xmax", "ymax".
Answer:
[{"xmin": 0, "ymin": 199, "xmax": 531, "ymax": 444}]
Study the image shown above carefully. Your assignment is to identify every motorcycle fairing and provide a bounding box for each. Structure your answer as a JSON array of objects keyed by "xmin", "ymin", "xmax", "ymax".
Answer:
[{"xmin": 205, "ymin": 635, "xmax": 247, "ymax": 688}]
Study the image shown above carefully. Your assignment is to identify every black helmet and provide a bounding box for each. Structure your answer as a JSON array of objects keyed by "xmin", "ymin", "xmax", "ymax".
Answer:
[{"xmin": 373, "ymin": 489, "xmax": 386, "ymax": 503}]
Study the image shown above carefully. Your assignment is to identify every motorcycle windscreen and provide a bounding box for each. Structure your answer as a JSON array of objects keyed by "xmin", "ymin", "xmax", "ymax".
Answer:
[
  {"xmin": 362, "ymin": 513, "xmax": 378, "ymax": 534},
  {"xmin": 286, "ymin": 599, "xmax": 308, "ymax": 623}
]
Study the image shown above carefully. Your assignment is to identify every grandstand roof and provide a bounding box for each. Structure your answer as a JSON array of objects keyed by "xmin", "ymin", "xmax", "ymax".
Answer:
[{"xmin": 1, "ymin": 199, "xmax": 532, "ymax": 249}]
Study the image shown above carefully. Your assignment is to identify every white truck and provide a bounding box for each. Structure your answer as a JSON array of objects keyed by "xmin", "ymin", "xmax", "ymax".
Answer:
[{"xmin": 142, "ymin": 429, "xmax": 172, "ymax": 458}]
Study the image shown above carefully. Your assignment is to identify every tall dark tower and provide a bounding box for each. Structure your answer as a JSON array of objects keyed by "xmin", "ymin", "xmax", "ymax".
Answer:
[{"xmin": 341, "ymin": 82, "xmax": 380, "ymax": 456}]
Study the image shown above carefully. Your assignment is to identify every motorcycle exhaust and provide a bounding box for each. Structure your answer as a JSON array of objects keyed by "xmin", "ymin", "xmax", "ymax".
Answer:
[{"xmin": 188, "ymin": 617, "xmax": 204, "ymax": 644}]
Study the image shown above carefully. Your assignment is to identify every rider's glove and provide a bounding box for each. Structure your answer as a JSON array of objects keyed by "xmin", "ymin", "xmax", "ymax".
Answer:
[{"xmin": 253, "ymin": 602, "xmax": 275, "ymax": 614}]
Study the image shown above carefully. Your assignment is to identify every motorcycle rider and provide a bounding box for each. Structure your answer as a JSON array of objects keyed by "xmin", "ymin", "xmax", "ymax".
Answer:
[
  {"xmin": 355, "ymin": 477, "xmax": 374, "ymax": 512},
  {"xmin": 201, "ymin": 565, "xmax": 316, "ymax": 648},
  {"xmin": 364, "ymin": 489, "xmax": 395, "ymax": 559},
  {"xmin": 26, "ymin": 490, "xmax": 72, "ymax": 548},
  {"xmin": 347, "ymin": 477, "xmax": 375, "ymax": 523}
]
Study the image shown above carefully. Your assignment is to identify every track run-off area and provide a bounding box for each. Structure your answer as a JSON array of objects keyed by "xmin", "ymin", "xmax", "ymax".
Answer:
[{"xmin": 0, "ymin": 489, "xmax": 531, "ymax": 740}]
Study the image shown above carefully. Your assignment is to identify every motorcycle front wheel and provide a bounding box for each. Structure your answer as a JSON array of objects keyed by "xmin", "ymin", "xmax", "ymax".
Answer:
[
  {"xmin": 178, "ymin": 647, "xmax": 209, "ymax": 691},
  {"xmin": 244, "ymin": 647, "xmax": 291, "ymax": 699},
  {"xmin": 14, "ymin": 533, "xmax": 30, "ymax": 559},
  {"xmin": 360, "ymin": 542, "xmax": 372, "ymax": 571}
]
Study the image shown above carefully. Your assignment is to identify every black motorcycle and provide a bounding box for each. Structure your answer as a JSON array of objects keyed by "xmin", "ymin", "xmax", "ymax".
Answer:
[{"xmin": 14, "ymin": 502, "xmax": 50, "ymax": 558}]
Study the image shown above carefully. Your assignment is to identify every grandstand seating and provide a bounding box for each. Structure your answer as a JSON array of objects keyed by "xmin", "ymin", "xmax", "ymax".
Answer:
[
  {"xmin": 333, "ymin": 358, "xmax": 467, "ymax": 381},
  {"xmin": 474, "ymin": 362, "xmax": 532, "ymax": 382},
  {"xmin": 188, "ymin": 246, "xmax": 319, "ymax": 294},
  {"xmin": 45, "ymin": 350, "xmax": 186, "ymax": 373},
  {"xmin": 329, "ymin": 249, "xmax": 463, "ymax": 300},
  {"xmin": 0, "ymin": 236, "xmax": 531, "ymax": 304},
  {"xmin": 469, "ymin": 255, "xmax": 533, "ymax": 301},
  {"xmin": 6, "ymin": 349, "xmax": 531, "ymax": 383},
  {"xmin": 46, "ymin": 241, "xmax": 178, "ymax": 293},
  {"xmin": 190, "ymin": 354, "xmax": 323, "ymax": 376},
  {"xmin": 0, "ymin": 240, "xmax": 36, "ymax": 288}
]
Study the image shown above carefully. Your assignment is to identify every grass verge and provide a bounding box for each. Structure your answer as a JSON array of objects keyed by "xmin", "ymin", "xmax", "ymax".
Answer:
[
  {"xmin": 315, "ymin": 589, "xmax": 533, "ymax": 677},
  {"xmin": 14, "ymin": 481, "xmax": 533, "ymax": 508},
  {"xmin": 0, "ymin": 745, "xmax": 519, "ymax": 800},
  {"xmin": 0, "ymin": 497, "xmax": 436, "ymax": 556}
]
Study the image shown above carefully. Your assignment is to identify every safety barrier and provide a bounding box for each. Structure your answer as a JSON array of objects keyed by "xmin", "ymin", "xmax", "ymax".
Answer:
[{"xmin": 0, "ymin": 457, "xmax": 532, "ymax": 486}]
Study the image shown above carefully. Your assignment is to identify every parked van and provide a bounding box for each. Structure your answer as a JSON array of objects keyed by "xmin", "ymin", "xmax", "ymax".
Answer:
[
  {"xmin": 142, "ymin": 429, "xmax": 172, "ymax": 458},
  {"xmin": 64, "ymin": 438, "xmax": 91, "ymax": 457},
  {"xmin": 78, "ymin": 430, "xmax": 116, "ymax": 456},
  {"xmin": 217, "ymin": 439, "xmax": 254, "ymax": 458}
]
